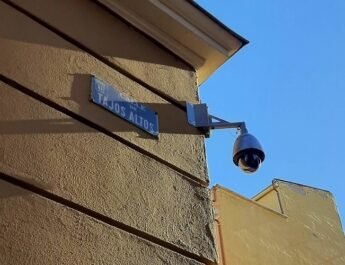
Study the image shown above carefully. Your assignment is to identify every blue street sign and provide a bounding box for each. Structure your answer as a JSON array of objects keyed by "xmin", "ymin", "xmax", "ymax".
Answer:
[{"xmin": 91, "ymin": 76, "xmax": 159, "ymax": 137}]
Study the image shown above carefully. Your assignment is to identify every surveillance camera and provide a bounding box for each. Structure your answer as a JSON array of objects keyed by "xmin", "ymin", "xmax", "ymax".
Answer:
[
  {"xmin": 233, "ymin": 133, "xmax": 265, "ymax": 173},
  {"xmin": 185, "ymin": 103, "xmax": 265, "ymax": 173}
]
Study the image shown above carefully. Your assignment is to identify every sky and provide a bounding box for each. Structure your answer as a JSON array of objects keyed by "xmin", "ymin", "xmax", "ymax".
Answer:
[{"xmin": 196, "ymin": 0, "xmax": 345, "ymax": 227}]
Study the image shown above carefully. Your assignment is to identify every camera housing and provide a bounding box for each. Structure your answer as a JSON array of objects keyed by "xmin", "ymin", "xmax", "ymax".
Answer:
[
  {"xmin": 186, "ymin": 103, "xmax": 265, "ymax": 174},
  {"xmin": 233, "ymin": 133, "xmax": 265, "ymax": 173}
]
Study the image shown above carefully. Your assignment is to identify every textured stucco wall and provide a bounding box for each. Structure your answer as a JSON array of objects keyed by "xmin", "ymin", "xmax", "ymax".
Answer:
[
  {"xmin": 213, "ymin": 181, "xmax": 345, "ymax": 265},
  {"xmin": 0, "ymin": 179, "xmax": 204, "ymax": 265},
  {"xmin": 9, "ymin": 0, "xmax": 199, "ymax": 104},
  {"xmin": 0, "ymin": 0, "xmax": 208, "ymax": 183},
  {"xmin": 0, "ymin": 1, "xmax": 216, "ymax": 264}
]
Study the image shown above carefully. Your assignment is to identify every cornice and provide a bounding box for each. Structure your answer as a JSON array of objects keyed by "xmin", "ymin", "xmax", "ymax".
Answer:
[{"xmin": 97, "ymin": 0, "xmax": 248, "ymax": 84}]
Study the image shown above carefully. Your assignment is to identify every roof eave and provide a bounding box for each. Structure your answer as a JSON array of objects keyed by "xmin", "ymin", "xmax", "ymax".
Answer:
[{"xmin": 97, "ymin": 0, "xmax": 248, "ymax": 85}]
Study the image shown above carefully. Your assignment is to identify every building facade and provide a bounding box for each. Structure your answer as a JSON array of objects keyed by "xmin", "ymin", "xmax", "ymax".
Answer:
[
  {"xmin": 0, "ymin": 1, "xmax": 246, "ymax": 264},
  {"xmin": 213, "ymin": 180, "xmax": 345, "ymax": 265}
]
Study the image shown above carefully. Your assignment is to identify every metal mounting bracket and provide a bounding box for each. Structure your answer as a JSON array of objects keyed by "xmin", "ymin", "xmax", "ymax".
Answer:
[{"xmin": 186, "ymin": 102, "xmax": 247, "ymax": 137}]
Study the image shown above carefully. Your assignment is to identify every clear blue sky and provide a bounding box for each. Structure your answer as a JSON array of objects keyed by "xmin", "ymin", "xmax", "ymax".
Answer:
[{"xmin": 197, "ymin": 0, "xmax": 345, "ymax": 227}]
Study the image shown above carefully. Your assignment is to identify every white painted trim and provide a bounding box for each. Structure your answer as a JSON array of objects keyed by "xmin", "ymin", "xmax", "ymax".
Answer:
[
  {"xmin": 96, "ymin": 0, "xmax": 246, "ymax": 84},
  {"xmin": 149, "ymin": 0, "xmax": 229, "ymax": 55}
]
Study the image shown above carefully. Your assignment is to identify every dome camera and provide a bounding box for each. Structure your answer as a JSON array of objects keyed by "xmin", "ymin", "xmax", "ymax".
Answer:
[
  {"xmin": 186, "ymin": 103, "xmax": 265, "ymax": 174},
  {"xmin": 233, "ymin": 132, "xmax": 265, "ymax": 173}
]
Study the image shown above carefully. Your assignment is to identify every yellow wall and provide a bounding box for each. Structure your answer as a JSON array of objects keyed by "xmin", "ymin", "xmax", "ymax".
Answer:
[
  {"xmin": 213, "ymin": 180, "xmax": 345, "ymax": 265},
  {"xmin": 0, "ymin": 1, "xmax": 216, "ymax": 264}
]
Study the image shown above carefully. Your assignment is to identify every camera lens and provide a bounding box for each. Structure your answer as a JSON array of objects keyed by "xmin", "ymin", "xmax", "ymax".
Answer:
[{"xmin": 238, "ymin": 153, "xmax": 261, "ymax": 173}]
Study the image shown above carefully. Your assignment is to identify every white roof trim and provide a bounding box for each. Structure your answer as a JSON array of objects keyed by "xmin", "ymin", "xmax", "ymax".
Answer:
[
  {"xmin": 97, "ymin": 0, "xmax": 248, "ymax": 84},
  {"xmin": 150, "ymin": 0, "xmax": 229, "ymax": 56}
]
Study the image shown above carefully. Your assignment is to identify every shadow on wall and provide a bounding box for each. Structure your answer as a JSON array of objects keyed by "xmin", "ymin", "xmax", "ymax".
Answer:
[
  {"xmin": 0, "ymin": 1, "xmax": 199, "ymax": 138},
  {"xmin": 0, "ymin": 177, "xmax": 29, "ymax": 198},
  {"xmin": 0, "ymin": 74, "xmax": 202, "ymax": 138},
  {"xmin": 0, "ymin": 0, "xmax": 192, "ymax": 70}
]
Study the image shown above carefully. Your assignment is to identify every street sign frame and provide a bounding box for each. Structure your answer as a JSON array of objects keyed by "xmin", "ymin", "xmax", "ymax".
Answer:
[{"xmin": 90, "ymin": 76, "xmax": 159, "ymax": 137}]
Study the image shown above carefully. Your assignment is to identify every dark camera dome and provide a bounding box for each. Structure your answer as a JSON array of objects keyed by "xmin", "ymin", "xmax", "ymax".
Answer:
[{"xmin": 233, "ymin": 132, "xmax": 265, "ymax": 173}]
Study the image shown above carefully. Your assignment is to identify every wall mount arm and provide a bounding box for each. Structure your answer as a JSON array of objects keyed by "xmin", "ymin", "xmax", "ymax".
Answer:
[{"xmin": 186, "ymin": 103, "xmax": 247, "ymax": 137}]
